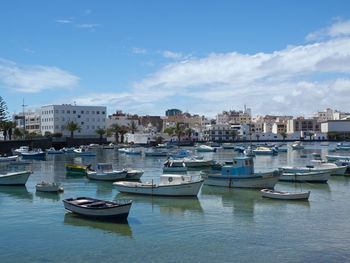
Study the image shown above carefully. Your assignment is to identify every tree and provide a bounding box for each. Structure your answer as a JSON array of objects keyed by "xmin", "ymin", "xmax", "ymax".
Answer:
[
  {"xmin": 307, "ymin": 132, "xmax": 314, "ymax": 140},
  {"xmin": 14, "ymin": 127, "xmax": 23, "ymax": 139},
  {"xmin": 230, "ymin": 130, "xmax": 237, "ymax": 141},
  {"xmin": 0, "ymin": 96, "xmax": 8, "ymax": 123},
  {"xmin": 95, "ymin": 128, "xmax": 106, "ymax": 142},
  {"xmin": 185, "ymin": 128, "xmax": 194, "ymax": 141},
  {"xmin": 256, "ymin": 134, "xmax": 260, "ymax": 141},
  {"xmin": 45, "ymin": 131, "xmax": 52, "ymax": 137},
  {"xmin": 64, "ymin": 121, "xmax": 80, "ymax": 138},
  {"xmin": 164, "ymin": 127, "xmax": 175, "ymax": 135},
  {"xmin": 1, "ymin": 121, "xmax": 14, "ymax": 140},
  {"xmin": 128, "ymin": 121, "xmax": 138, "ymax": 134},
  {"xmin": 280, "ymin": 132, "xmax": 287, "ymax": 141},
  {"xmin": 154, "ymin": 136, "xmax": 164, "ymax": 145},
  {"xmin": 174, "ymin": 123, "xmax": 185, "ymax": 145},
  {"xmin": 119, "ymin": 126, "xmax": 129, "ymax": 143},
  {"xmin": 108, "ymin": 124, "xmax": 121, "ymax": 143}
]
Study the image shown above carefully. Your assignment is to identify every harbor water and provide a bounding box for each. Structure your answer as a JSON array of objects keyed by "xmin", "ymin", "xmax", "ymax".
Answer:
[{"xmin": 1, "ymin": 142, "xmax": 350, "ymax": 262}]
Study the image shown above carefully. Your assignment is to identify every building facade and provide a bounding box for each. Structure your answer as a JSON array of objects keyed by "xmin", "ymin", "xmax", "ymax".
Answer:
[
  {"xmin": 41, "ymin": 104, "xmax": 106, "ymax": 137},
  {"xmin": 13, "ymin": 109, "xmax": 41, "ymax": 134}
]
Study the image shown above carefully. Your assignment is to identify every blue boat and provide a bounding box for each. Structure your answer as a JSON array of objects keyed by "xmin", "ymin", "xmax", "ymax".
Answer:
[
  {"xmin": 201, "ymin": 156, "xmax": 280, "ymax": 188},
  {"xmin": 22, "ymin": 150, "xmax": 46, "ymax": 159}
]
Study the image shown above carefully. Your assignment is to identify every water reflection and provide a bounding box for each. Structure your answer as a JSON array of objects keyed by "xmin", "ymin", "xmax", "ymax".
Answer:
[
  {"xmin": 35, "ymin": 191, "xmax": 61, "ymax": 201},
  {"xmin": 63, "ymin": 213, "xmax": 133, "ymax": 239},
  {"xmin": 201, "ymin": 185, "xmax": 256, "ymax": 217},
  {"xmin": 115, "ymin": 193, "xmax": 204, "ymax": 215},
  {"xmin": 0, "ymin": 186, "xmax": 33, "ymax": 201}
]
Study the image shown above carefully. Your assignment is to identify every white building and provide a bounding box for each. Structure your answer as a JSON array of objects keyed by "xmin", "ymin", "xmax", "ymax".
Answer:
[
  {"xmin": 313, "ymin": 108, "xmax": 334, "ymax": 121},
  {"xmin": 13, "ymin": 109, "xmax": 41, "ymax": 134},
  {"xmin": 41, "ymin": 104, "xmax": 106, "ymax": 137},
  {"xmin": 321, "ymin": 120, "xmax": 350, "ymax": 133}
]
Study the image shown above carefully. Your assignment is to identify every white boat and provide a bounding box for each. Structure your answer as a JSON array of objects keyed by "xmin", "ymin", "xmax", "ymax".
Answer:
[
  {"xmin": 0, "ymin": 155, "xmax": 18, "ymax": 162},
  {"xmin": 312, "ymin": 152, "xmax": 321, "ymax": 159},
  {"xmin": 222, "ymin": 143, "xmax": 235, "ymax": 149},
  {"xmin": 253, "ymin": 147, "xmax": 277, "ymax": 155},
  {"xmin": 126, "ymin": 169, "xmax": 144, "ymax": 180},
  {"xmin": 118, "ymin": 148, "xmax": 129, "ymax": 153},
  {"xmin": 325, "ymin": 155, "xmax": 350, "ymax": 162},
  {"xmin": 201, "ymin": 157, "xmax": 280, "ymax": 188},
  {"xmin": 291, "ymin": 142, "xmax": 304, "ymax": 150},
  {"xmin": 244, "ymin": 147, "xmax": 255, "ymax": 157},
  {"xmin": 12, "ymin": 146, "xmax": 30, "ymax": 155},
  {"xmin": 261, "ymin": 189, "xmax": 311, "ymax": 200},
  {"xmin": 166, "ymin": 158, "xmax": 215, "ymax": 168},
  {"xmin": 46, "ymin": 147, "xmax": 64, "ymax": 154},
  {"xmin": 63, "ymin": 197, "xmax": 132, "ymax": 219},
  {"xmin": 282, "ymin": 162, "xmax": 346, "ymax": 176},
  {"xmin": 196, "ymin": 145, "xmax": 216, "ymax": 152},
  {"xmin": 163, "ymin": 160, "xmax": 187, "ymax": 172},
  {"xmin": 124, "ymin": 148, "xmax": 141, "ymax": 155},
  {"xmin": 103, "ymin": 143, "xmax": 114, "ymax": 149},
  {"xmin": 280, "ymin": 170, "xmax": 330, "ymax": 183},
  {"xmin": 0, "ymin": 170, "xmax": 32, "ymax": 185},
  {"xmin": 36, "ymin": 182, "xmax": 64, "ymax": 192},
  {"xmin": 87, "ymin": 163, "xmax": 127, "ymax": 181},
  {"xmin": 22, "ymin": 149, "xmax": 46, "ymax": 159},
  {"xmin": 113, "ymin": 174, "xmax": 204, "ymax": 196},
  {"xmin": 74, "ymin": 147, "xmax": 96, "ymax": 156},
  {"xmin": 88, "ymin": 144, "xmax": 100, "ymax": 149},
  {"xmin": 145, "ymin": 151, "xmax": 168, "ymax": 157},
  {"xmin": 62, "ymin": 147, "xmax": 75, "ymax": 153}
]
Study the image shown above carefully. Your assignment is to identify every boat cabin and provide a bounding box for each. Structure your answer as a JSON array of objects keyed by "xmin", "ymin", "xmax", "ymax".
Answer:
[
  {"xmin": 160, "ymin": 174, "xmax": 186, "ymax": 185},
  {"xmin": 222, "ymin": 157, "xmax": 254, "ymax": 175},
  {"xmin": 97, "ymin": 163, "xmax": 114, "ymax": 173}
]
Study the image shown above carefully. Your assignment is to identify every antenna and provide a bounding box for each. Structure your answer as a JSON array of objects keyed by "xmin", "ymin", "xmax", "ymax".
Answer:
[{"xmin": 21, "ymin": 98, "xmax": 27, "ymax": 137}]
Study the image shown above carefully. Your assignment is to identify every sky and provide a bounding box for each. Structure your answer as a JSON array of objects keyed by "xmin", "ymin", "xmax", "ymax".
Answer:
[{"xmin": 1, "ymin": 0, "xmax": 350, "ymax": 118}]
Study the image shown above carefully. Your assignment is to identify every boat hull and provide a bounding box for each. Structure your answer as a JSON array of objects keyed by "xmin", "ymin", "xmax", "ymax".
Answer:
[
  {"xmin": 87, "ymin": 171, "xmax": 127, "ymax": 181},
  {"xmin": 22, "ymin": 152, "xmax": 46, "ymax": 159},
  {"xmin": 113, "ymin": 180, "xmax": 204, "ymax": 196},
  {"xmin": 66, "ymin": 165, "xmax": 87, "ymax": 175},
  {"xmin": 283, "ymin": 166, "xmax": 346, "ymax": 176},
  {"xmin": 0, "ymin": 171, "xmax": 32, "ymax": 185},
  {"xmin": 63, "ymin": 200, "xmax": 132, "ymax": 219},
  {"xmin": 280, "ymin": 171, "xmax": 330, "ymax": 183},
  {"xmin": 202, "ymin": 172, "xmax": 280, "ymax": 188},
  {"xmin": 0, "ymin": 156, "xmax": 18, "ymax": 162},
  {"xmin": 261, "ymin": 189, "xmax": 310, "ymax": 200},
  {"xmin": 126, "ymin": 170, "xmax": 144, "ymax": 180},
  {"xmin": 36, "ymin": 184, "xmax": 63, "ymax": 192}
]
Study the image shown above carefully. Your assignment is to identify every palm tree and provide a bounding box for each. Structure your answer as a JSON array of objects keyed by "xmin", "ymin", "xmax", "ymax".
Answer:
[
  {"xmin": 128, "ymin": 121, "xmax": 138, "ymax": 134},
  {"xmin": 64, "ymin": 121, "xmax": 80, "ymax": 138},
  {"xmin": 95, "ymin": 128, "xmax": 106, "ymax": 142},
  {"xmin": 307, "ymin": 132, "xmax": 314, "ymax": 140},
  {"xmin": 230, "ymin": 130, "xmax": 237, "ymax": 141},
  {"xmin": 256, "ymin": 134, "xmax": 260, "ymax": 141},
  {"xmin": 154, "ymin": 136, "xmax": 164, "ymax": 145},
  {"xmin": 185, "ymin": 128, "xmax": 194, "ymax": 141},
  {"xmin": 119, "ymin": 126, "xmax": 129, "ymax": 143},
  {"xmin": 174, "ymin": 123, "xmax": 185, "ymax": 146},
  {"xmin": 14, "ymin": 127, "xmax": 23, "ymax": 139},
  {"xmin": 108, "ymin": 124, "xmax": 121, "ymax": 144},
  {"xmin": 1, "ymin": 121, "xmax": 14, "ymax": 140},
  {"xmin": 280, "ymin": 132, "xmax": 287, "ymax": 141}
]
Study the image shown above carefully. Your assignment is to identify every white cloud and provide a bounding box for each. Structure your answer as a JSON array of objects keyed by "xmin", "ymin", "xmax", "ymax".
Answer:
[
  {"xmin": 162, "ymin": 51, "xmax": 183, "ymax": 59},
  {"xmin": 132, "ymin": 47, "xmax": 147, "ymax": 54},
  {"xmin": 0, "ymin": 59, "xmax": 79, "ymax": 93},
  {"xmin": 67, "ymin": 20, "xmax": 350, "ymax": 117},
  {"xmin": 306, "ymin": 19, "xmax": 350, "ymax": 41},
  {"xmin": 76, "ymin": 24, "xmax": 102, "ymax": 29},
  {"xmin": 56, "ymin": 19, "xmax": 73, "ymax": 24}
]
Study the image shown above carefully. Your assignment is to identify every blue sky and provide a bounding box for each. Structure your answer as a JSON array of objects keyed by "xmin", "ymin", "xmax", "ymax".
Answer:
[{"xmin": 1, "ymin": 0, "xmax": 350, "ymax": 117}]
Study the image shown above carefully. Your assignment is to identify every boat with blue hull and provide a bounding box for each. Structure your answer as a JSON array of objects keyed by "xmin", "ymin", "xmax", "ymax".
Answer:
[
  {"xmin": 63, "ymin": 197, "xmax": 132, "ymax": 219},
  {"xmin": 201, "ymin": 157, "xmax": 280, "ymax": 188}
]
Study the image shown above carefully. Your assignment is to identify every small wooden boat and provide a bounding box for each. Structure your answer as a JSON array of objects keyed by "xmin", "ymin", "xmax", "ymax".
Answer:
[
  {"xmin": 66, "ymin": 164, "xmax": 88, "ymax": 175},
  {"xmin": 124, "ymin": 148, "xmax": 141, "ymax": 155},
  {"xmin": 22, "ymin": 149, "xmax": 46, "ymax": 159},
  {"xmin": 125, "ymin": 169, "xmax": 144, "ymax": 180},
  {"xmin": 196, "ymin": 145, "xmax": 216, "ymax": 152},
  {"xmin": 113, "ymin": 174, "xmax": 204, "ymax": 196},
  {"xmin": 0, "ymin": 170, "xmax": 32, "ymax": 185},
  {"xmin": 145, "ymin": 151, "xmax": 168, "ymax": 157},
  {"xmin": 163, "ymin": 160, "xmax": 187, "ymax": 173},
  {"xmin": 46, "ymin": 147, "xmax": 64, "ymax": 154},
  {"xmin": 63, "ymin": 197, "xmax": 132, "ymax": 219},
  {"xmin": 0, "ymin": 155, "xmax": 18, "ymax": 162},
  {"xmin": 74, "ymin": 147, "xmax": 96, "ymax": 156},
  {"xmin": 87, "ymin": 163, "xmax": 127, "ymax": 181},
  {"xmin": 261, "ymin": 189, "xmax": 310, "ymax": 200},
  {"xmin": 292, "ymin": 142, "xmax": 304, "ymax": 150},
  {"xmin": 280, "ymin": 170, "xmax": 331, "ymax": 183},
  {"xmin": 36, "ymin": 182, "xmax": 64, "ymax": 192}
]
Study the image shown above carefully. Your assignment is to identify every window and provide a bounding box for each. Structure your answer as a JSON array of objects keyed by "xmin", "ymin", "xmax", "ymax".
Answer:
[
  {"xmin": 92, "ymin": 111, "xmax": 95, "ymax": 114},
  {"xmin": 55, "ymin": 110, "xmax": 58, "ymax": 113},
  {"xmin": 61, "ymin": 110, "xmax": 65, "ymax": 113},
  {"xmin": 67, "ymin": 110, "xmax": 70, "ymax": 114},
  {"xmin": 78, "ymin": 115, "xmax": 81, "ymax": 118},
  {"xmin": 81, "ymin": 111, "xmax": 84, "ymax": 114},
  {"xmin": 102, "ymin": 111, "xmax": 105, "ymax": 114},
  {"xmin": 73, "ymin": 110, "xmax": 76, "ymax": 114},
  {"xmin": 62, "ymin": 117, "xmax": 65, "ymax": 121},
  {"xmin": 86, "ymin": 111, "xmax": 89, "ymax": 114},
  {"xmin": 97, "ymin": 111, "xmax": 100, "ymax": 114}
]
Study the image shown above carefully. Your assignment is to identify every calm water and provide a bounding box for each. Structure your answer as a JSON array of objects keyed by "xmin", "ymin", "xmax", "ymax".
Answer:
[{"xmin": 1, "ymin": 142, "xmax": 350, "ymax": 263}]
